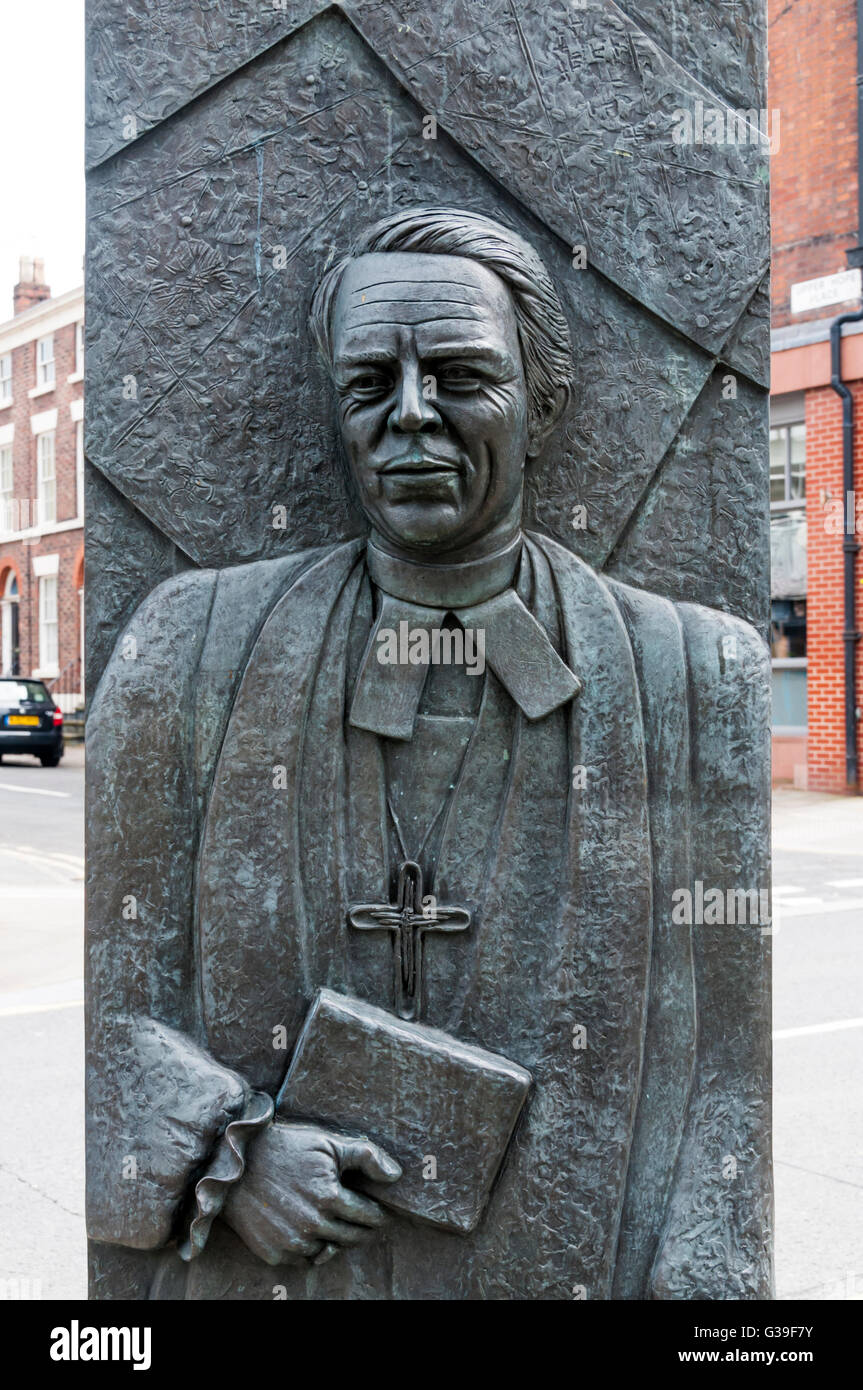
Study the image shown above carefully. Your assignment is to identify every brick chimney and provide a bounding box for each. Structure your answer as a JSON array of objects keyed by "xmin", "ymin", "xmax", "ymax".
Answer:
[{"xmin": 14, "ymin": 256, "xmax": 50, "ymax": 315}]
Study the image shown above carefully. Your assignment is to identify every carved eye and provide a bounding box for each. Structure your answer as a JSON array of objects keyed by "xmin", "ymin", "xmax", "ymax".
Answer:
[
  {"xmin": 438, "ymin": 365, "xmax": 481, "ymax": 391},
  {"xmin": 347, "ymin": 371, "xmax": 391, "ymax": 399}
]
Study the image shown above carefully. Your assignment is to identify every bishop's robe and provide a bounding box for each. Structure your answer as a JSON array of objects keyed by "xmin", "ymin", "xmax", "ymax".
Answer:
[{"xmin": 86, "ymin": 533, "xmax": 773, "ymax": 1300}]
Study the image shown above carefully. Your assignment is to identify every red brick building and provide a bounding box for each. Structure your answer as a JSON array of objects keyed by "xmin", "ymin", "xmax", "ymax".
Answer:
[
  {"xmin": 769, "ymin": 0, "xmax": 863, "ymax": 792},
  {"xmin": 0, "ymin": 259, "xmax": 84, "ymax": 712}
]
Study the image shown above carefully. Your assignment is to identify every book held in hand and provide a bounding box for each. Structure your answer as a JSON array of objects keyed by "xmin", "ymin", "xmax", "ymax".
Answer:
[{"xmin": 276, "ymin": 988, "xmax": 532, "ymax": 1234}]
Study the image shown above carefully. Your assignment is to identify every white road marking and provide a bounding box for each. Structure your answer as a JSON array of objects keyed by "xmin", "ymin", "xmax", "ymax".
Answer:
[
  {"xmin": 0, "ymin": 782, "xmax": 69, "ymax": 798},
  {"xmin": 777, "ymin": 896, "xmax": 863, "ymax": 918},
  {"xmin": 828, "ymin": 878, "xmax": 863, "ymax": 889},
  {"xmin": 0, "ymin": 845, "xmax": 84, "ymax": 871},
  {"xmin": 0, "ymin": 848, "xmax": 84, "ymax": 886},
  {"xmin": 0, "ymin": 998, "xmax": 83, "ymax": 1018},
  {"xmin": 773, "ymin": 885, "xmax": 806, "ymax": 895},
  {"xmin": 0, "ymin": 886, "xmax": 84, "ymax": 900},
  {"xmin": 774, "ymin": 1017, "xmax": 863, "ymax": 1040}
]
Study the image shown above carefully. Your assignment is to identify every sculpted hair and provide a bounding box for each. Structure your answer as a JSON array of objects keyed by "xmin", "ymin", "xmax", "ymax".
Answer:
[{"xmin": 309, "ymin": 206, "xmax": 573, "ymax": 442}]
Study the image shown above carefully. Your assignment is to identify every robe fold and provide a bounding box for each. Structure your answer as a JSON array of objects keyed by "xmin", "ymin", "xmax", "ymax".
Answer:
[{"xmin": 86, "ymin": 533, "xmax": 773, "ymax": 1300}]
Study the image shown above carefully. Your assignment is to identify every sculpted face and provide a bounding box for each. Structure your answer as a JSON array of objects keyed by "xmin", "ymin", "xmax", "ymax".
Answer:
[{"xmin": 331, "ymin": 252, "xmax": 530, "ymax": 557}]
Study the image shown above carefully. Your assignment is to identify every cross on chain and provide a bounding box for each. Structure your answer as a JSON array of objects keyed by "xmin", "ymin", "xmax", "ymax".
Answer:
[{"xmin": 348, "ymin": 860, "xmax": 471, "ymax": 1021}]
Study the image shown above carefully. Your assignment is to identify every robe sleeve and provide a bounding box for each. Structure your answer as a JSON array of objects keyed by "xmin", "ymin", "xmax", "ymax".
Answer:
[
  {"xmin": 650, "ymin": 603, "xmax": 774, "ymax": 1300},
  {"xmin": 86, "ymin": 570, "xmax": 272, "ymax": 1251}
]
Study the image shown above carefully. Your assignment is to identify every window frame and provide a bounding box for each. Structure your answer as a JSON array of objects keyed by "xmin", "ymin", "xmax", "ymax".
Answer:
[
  {"xmin": 38, "ymin": 573, "xmax": 59, "ymax": 673},
  {"xmin": 768, "ymin": 405, "xmax": 808, "ymax": 735},
  {"xmin": 75, "ymin": 419, "xmax": 84, "ymax": 519},
  {"xmin": 769, "ymin": 420, "xmax": 806, "ymax": 512},
  {"xmin": 0, "ymin": 353, "xmax": 11, "ymax": 405},
  {"xmin": 36, "ymin": 334, "xmax": 55, "ymax": 389},
  {"xmin": 0, "ymin": 444, "xmax": 13, "ymax": 532},
  {"xmin": 36, "ymin": 429, "xmax": 57, "ymax": 525}
]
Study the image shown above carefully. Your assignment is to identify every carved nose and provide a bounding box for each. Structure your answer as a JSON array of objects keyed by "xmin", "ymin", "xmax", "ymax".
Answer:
[{"xmin": 390, "ymin": 372, "xmax": 440, "ymax": 433}]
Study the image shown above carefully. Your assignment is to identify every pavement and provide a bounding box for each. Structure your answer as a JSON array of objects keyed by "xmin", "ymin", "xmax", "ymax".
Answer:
[
  {"xmin": 772, "ymin": 787, "xmax": 863, "ymax": 1300},
  {"xmin": 0, "ymin": 750, "xmax": 860, "ymax": 1301},
  {"xmin": 0, "ymin": 744, "xmax": 85, "ymax": 1301}
]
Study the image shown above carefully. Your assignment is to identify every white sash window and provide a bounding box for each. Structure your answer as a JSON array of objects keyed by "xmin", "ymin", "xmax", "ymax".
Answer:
[
  {"xmin": 0, "ymin": 445, "xmax": 12, "ymax": 532},
  {"xmin": 39, "ymin": 573, "xmax": 59, "ymax": 673},
  {"xmin": 36, "ymin": 334, "xmax": 55, "ymax": 388},
  {"xmin": 37, "ymin": 430, "xmax": 56, "ymax": 525}
]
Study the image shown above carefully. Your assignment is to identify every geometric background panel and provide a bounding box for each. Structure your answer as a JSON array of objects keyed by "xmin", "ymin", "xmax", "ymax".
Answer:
[{"xmin": 86, "ymin": 1, "xmax": 770, "ymax": 676}]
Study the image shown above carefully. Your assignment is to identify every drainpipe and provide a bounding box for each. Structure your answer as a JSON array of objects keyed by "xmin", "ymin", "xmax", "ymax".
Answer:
[{"xmin": 829, "ymin": 311, "xmax": 862, "ymax": 791}]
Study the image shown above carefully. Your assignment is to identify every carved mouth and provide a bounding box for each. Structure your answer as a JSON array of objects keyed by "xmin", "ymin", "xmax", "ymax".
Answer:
[{"xmin": 379, "ymin": 455, "xmax": 461, "ymax": 478}]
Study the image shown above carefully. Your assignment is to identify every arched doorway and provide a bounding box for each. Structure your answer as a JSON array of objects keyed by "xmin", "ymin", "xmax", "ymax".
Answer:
[{"xmin": 1, "ymin": 569, "xmax": 20, "ymax": 675}]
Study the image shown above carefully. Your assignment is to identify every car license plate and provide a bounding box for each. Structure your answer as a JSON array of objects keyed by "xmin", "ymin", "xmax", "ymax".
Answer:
[{"xmin": 7, "ymin": 715, "xmax": 39, "ymax": 726}]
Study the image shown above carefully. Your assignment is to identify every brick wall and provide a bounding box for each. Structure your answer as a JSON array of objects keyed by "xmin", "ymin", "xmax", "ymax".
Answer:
[
  {"xmin": 0, "ymin": 312, "xmax": 84, "ymax": 697},
  {"xmin": 769, "ymin": 0, "xmax": 860, "ymax": 326},
  {"xmin": 769, "ymin": 0, "xmax": 863, "ymax": 794},
  {"xmin": 0, "ymin": 531, "xmax": 84, "ymax": 679},
  {"xmin": 803, "ymin": 382, "xmax": 863, "ymax": 791},
  {"xmin": 6, "ymin": 322, "xmax": 82, "ymax": 524}
]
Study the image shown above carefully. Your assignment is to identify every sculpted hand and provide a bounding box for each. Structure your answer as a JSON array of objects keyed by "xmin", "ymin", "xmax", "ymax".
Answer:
[{"xmin": 223, "ymin": 1121, "xmax": 402, "ymax": 1266}]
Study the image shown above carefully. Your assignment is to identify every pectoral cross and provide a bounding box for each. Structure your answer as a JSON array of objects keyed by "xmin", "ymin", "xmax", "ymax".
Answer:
[{"xmin": 348, "ymin": 861, "xmax": 471, "ymax": 1021}]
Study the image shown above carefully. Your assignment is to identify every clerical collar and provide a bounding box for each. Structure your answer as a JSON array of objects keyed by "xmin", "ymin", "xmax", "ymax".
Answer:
[
  {"xmin": 366, "ymin": 533, "xmax": 523, "ymax": 610},
  {"xmin": 351, "ymin": 532, "xmax": 582, "ymax": 740}
]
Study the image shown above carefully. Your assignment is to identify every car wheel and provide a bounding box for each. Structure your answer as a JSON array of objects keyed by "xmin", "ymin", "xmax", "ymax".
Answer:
[{"xmin": 39, "ymin": 752, "xmax": 61, "ymax": 768}]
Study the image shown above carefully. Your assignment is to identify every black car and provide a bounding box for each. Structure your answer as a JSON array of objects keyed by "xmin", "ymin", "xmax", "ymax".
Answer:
[{"xmin": 0, "ymin": 678, "xmax": 64, "ymax": 766}]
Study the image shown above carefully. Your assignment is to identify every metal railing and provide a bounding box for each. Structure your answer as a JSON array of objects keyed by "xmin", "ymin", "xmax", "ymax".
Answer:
[{"xmin": 46, "ymin": 655, "xmax": 84, "ymax": 715}]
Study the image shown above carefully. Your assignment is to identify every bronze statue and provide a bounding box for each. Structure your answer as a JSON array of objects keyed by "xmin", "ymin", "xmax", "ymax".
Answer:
[{"xmin": 87, "ymin": 209, "xmax": 772, "ymax": 1300}]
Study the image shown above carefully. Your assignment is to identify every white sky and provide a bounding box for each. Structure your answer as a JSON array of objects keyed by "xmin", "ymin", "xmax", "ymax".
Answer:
[{"xmin": 0, "ymin": 0, "xmax": 85, "ymax": 312}]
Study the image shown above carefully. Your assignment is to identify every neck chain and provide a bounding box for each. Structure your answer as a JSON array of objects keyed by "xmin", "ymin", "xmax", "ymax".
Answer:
[{"xmin": 384, "ymin": 692, "xmax": 482, "ymax": 882}]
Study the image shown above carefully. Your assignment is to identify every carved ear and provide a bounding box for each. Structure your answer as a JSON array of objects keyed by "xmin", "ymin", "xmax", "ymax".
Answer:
[{"xmin": 526, "ymin": 384, "xmax": 570, "ymax": 461}]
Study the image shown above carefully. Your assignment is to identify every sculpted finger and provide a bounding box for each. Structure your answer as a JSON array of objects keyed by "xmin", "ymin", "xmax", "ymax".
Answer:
[
  {"xmin": 314, "ymin": 1217, "xmax": 378, "ymax": 1248},
  {"xmin": 330, "ymin": 1187, "xmax": 388, "ymax": 1228},
  {"xmin": 224, "ymin": 1193, "xmax": 285, "ymax": 1266},
  {"xmin": 239, "ymin": 1227, "xmax": 288, "ymax": 1267},
  {"xmin": 312, "ymin": 1242, "xmax": 341, "ymax": 1267},
  {"xmin": 291, "ymin": 1238, "xmax": 328, "ymax": 1261},
  {"xmin": 228, "ymin": 1190, "xmax": 320, "ymax": 1265},
  {"xmin": 238, "ymin": 1217, "xmax": 314, "ymax": 1267},
  {"xmin": 334, "ymin": 1138, "xmax": 403, "ymax": 1185}
]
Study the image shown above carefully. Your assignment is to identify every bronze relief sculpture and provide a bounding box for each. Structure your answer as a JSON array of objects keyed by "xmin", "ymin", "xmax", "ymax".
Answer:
[{"xmin": 87, "ymin": 209, "xmax": 771, "ymax": 1300}]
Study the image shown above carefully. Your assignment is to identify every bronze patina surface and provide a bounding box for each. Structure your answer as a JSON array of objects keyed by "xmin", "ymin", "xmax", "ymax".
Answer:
[{"xmin": 86, "ymin": 4, "xmax": 772, "ymax": 1301}]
